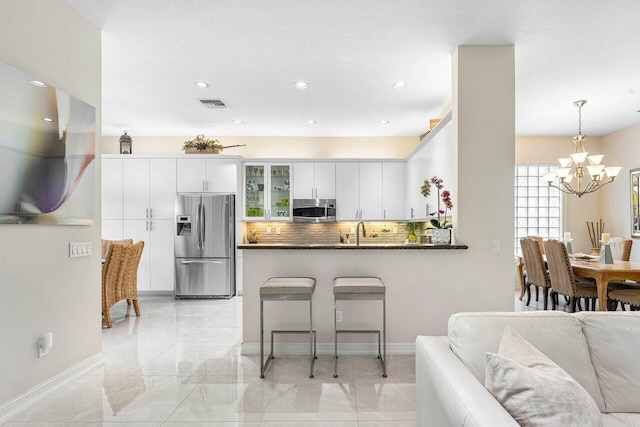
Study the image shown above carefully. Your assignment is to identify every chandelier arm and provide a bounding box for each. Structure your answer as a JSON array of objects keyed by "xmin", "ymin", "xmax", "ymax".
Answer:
[{"xmin": 548, "ymin": 183, "xmax": 576, "ymax": 195}]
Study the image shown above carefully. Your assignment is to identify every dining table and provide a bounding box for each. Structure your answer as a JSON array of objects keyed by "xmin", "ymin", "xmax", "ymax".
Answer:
[{"xmin": 517, "ymin": 256, "xmax": 640, "ymax": 311}]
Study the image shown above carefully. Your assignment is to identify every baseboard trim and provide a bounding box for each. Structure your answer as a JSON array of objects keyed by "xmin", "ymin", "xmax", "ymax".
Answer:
[
  {"xmin": 138, "ymin": 290, "xmax": 174, "ymax": 296},
  {"xmin": 241, "ymin": 342, "xmax": 415, "ymax": 356},
  {"xmin": 0, "ymin": 352, "xmax": 104, "ymax": 423}
]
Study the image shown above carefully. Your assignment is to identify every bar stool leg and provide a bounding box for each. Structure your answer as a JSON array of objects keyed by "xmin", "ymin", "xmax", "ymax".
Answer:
[
  {"xmin": 309, "ymin": 298, "xmax": 314, "ymax": 378},
  {"xmin": 382, "ymin": 297, "xmax": 387, "ymax": 378},
  {"xmin": 260, "ymin": 298, "xmax": 265, "ymax": 379},
  {"xmin": 333, "ymin": 296, "xmax": 338, "ymax": 378}
]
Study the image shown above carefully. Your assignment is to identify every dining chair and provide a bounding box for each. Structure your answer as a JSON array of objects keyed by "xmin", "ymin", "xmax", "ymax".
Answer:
[
  {"xmin": 607, "ymin": 238, "xmax": 636, "ymax": 309},
  {"xmin": 101, "ymin": 241, "xmax": 144, "ymax": 327},
  {"xmin": 102, "ymin": 243, "xmax": 126, "ymax": 328},
  {"xmin": 544, "ymin": 239, "xmax": 599, "ymax": 312},
  {"xmin": 522, "ymin": 236, "xmax": 546, "ymax": 302},
  {"xmin": 608, "ymin": 288, "xmax": 640, "ymax": 311},
  {"xmin": 101, "ymin": 238, "xmax": 133, "ymax": 259},
  {"xmin": 520, "ymin": 237, "xmax": 551, "ymax": 309}
]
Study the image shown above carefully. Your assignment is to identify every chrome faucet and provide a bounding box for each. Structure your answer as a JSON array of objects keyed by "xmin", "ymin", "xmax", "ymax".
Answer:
[{"xmin": 356, "ymin": 221, "xmax": 367, "ymax": 246}]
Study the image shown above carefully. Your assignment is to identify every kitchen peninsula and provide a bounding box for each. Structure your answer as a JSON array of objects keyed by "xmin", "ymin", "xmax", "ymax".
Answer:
[{"xmin": 239, "ymin": 241, "xmax": 469, "ymax": 356}]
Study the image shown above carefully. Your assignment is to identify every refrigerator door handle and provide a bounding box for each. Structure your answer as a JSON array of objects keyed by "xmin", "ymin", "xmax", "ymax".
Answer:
[
  {"xmin": 180, "ymin": 260, "xmax": 224, "ymax": 264},
  {"xmin": 196, "ymin": 200, "xmax": 203, "ymax": 250},
  {"xmin": 201, "ymin": 202, "xmax": 206, "ymax": 245}
]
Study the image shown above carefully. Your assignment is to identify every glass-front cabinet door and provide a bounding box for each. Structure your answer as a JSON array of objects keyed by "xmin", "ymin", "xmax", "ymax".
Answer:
[
  {"xmin": 269, "ymin": 163, "xmax": 291, "ymax": 220},
  {"xmin": 244, "ymin": 163, "xmax": 266, "ymax": 220},
  {"xmin": 243, "ymin": 163, "xmax": 292, "ymax": 221}
]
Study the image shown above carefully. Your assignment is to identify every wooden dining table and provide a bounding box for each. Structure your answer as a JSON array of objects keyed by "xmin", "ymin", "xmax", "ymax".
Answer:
[{"xmin": 517, "ymin": 257, "xmax": 640, "ymax": 311}]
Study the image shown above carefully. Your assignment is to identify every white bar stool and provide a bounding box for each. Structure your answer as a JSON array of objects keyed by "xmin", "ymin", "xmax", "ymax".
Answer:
[
  {"xmin": 260, "ymin": 277, "xmax": 317, "ymax": 378},
  {"xmin": 333, "ymin": 276, "xmax": 387, "ymax": 378}
]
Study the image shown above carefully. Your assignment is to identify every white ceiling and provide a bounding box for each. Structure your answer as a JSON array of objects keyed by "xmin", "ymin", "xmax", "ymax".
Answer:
[{"xmin": 64, "ymin": 0, "xmax": 640, "ymax": 138}]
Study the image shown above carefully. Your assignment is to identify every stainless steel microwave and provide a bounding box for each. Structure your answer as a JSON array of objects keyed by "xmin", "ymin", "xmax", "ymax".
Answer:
[{"xmin": 292, "ymin": 199, "xmax": 337, "ymax": 223}]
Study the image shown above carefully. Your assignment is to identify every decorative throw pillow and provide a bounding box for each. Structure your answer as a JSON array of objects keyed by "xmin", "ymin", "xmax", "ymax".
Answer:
[{"xmin": 485, "ymin": 326, "xmax": 602, "ymax": 427}]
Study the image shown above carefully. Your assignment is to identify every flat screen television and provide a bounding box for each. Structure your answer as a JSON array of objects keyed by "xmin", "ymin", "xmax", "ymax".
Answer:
[{"xmin": 0, "ymin": 60, "xmax": 96, "ymax": 224}]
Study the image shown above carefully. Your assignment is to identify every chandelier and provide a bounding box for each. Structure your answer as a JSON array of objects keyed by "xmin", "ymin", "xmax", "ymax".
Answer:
[{"xmin": 543, "ymin": 100, "xmax": 621, "ymax": 197}]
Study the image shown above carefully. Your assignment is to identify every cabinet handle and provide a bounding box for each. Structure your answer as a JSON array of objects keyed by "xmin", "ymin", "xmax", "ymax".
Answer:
[
  {"xmin": 206, "ymin": 180, "xmax": 209, "ymax": 191},
  {"xmin": 202, "ymin": 181, "xmax": 206, "ymax": 191},
  {"xmin": 145, "ymin": 208, "xmax": 148, "ymax": 219},
  {"xmin": 411, "ymin": 208, "xmax": 415, "ymax": 218},
  {"xmin": 149, "ymin": 220, "xmax": 153, "ymax": 231},
  {"xmin": 149, "ymin": 208, "xmax": 153, "ymax": 219},
  {"xmin": 355, "ymin": 209, "xmax": 359, "ymax": 219},
  {"xmin": 145, "ymin": 220, "xmax": 149, "ymax": 231},
  {"xmin": 383, "ymin": 209, "xmax": 386, "ymax": 220},
  {"xmin": 312, "ymin": 188, "xmax": 314, "ymax": 199}
]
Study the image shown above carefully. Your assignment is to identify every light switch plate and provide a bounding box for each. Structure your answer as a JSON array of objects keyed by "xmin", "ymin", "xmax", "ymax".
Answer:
[
  {"xmin": 266, "ymin": 228, "xmax": 271, "ymax": 235},
  {"xmin": 69, "ymin": 242, "xmax": 92, "ymax": 258},
  {"xmin": 492, "ymin": 240, "xmax": 501, "ymax": 252}
]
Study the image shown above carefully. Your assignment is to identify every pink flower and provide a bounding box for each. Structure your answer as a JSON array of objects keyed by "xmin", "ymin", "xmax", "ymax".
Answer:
[{"xmin": 438, "ymin": 209, "xmax": 445, "ymax": 214}]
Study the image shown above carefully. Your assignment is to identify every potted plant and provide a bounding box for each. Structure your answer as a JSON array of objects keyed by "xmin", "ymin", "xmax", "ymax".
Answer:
[
  {"xmin": 406, "ymin": 222, "xmax": 421, "ymax": 244},
  {"xmin": 426, "ymin": 176, "xmax": 453, "ymax": 245},
  {"xmin": 182, "ymin": 134, "xmax": 245, "ymax": 154}
]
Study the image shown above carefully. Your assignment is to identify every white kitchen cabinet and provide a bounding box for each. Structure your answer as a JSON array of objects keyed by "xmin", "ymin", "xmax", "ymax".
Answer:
[
  {"xmin": 406, "ymin": 156, "xmax": 421, "ymax": 219},
  {"xmin": 102, "ymin": 159, "xmax": 123, "ymax": 220},
  {"xmin": 123, "ymin": 218, "xmax": 174, "ymax": 291},
  {"xmin": 177, "ymin": 158, "xmax": 237, "ymax": 193},
  {"xmin": 102, "ymin": 219, "xmax": 123, "ymax": 240},
  {"xmin": 123, "ymin": 158, "xmax": 176, "ymax": 220},
  {"xmin": 382, "ymin": 162, "xmax": 406, "ymax": 220},
  {"xmin": 293, "ymin": 162, "xmax": 335, "ymax": 199},
  {"xmin": 359, "ymin": 163, "xmax": 383, "ymax": 220},
  {"xmin": 336, "ymin": 163, "xmax": 360, "ymax": 221},
  {"xmin": 243, "ymin": 163, "xmax": 291, "ymax": 221}
]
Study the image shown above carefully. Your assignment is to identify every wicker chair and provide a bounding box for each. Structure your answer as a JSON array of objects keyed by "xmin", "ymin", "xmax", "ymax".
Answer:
[
  {"xmin": 102, "ymin": 241, "xmax": 144, "ymax": 328},
  {"xmin": 521, "ymin": 237, "xmax": 551, "ymax": 309},
  {"xmin": 544, "ymin": 239, "xmax": 598, "ymax": 312},
  {"xmin": 101, "ymin": 238, "xmax": 133, "ymax": 259}
]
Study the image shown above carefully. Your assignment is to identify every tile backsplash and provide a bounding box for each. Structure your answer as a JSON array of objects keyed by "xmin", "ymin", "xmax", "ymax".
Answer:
[{"xmin": 242, "ymin": 221, "xmax": 427, "ymax": 245}]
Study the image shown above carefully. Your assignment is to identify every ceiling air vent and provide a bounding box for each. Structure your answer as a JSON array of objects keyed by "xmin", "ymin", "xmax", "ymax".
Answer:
[{"xmin": 199, "ymin": 99, "xmax": 230, "ymax": 109}]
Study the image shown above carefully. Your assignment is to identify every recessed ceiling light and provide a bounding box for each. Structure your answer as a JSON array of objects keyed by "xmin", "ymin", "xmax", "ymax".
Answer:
[
  {"xmin": 195, "ymin": 81, "xmax": 209, "ymax": 88},
  {"xmin": 392, "ymin": 81, "xmax": 406, "ymax": 89},
  {"xmin": 295, "ymin": 81, "xmax": 309, "ymax": 89},
  {"xmin": 43, "ymin": 117, "xmax": 54, "ymax": 122},
  {"xmin": 30, "ymin": 80, "xmax": 47, "ymax": 88},
  {"xmin": 307, "ymin": 120, "xmax": 316, "ymax": 124},
  {"xmin": 233, "ymin": 119, "xmax": 243, "ymax": 124},
  {"xmin": 380, "ymin": 120, "xmax": 390, "ymax": 125}
]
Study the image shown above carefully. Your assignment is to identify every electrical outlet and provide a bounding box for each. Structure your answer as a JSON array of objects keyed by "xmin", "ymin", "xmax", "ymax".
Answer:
[
  {"xmin": 350, "ymin": 227, "xmax": 355, "ymax": 234},
  {"xmin": 276, "ymin": 227, "xmax": 281, "ymax": 235},
  {"xmin": 336, "ymin": 310, "xmax": 343, "ymax": 323},
  {"xmin": 266, "ymin": 228, "xmax": 271, "ymax": 235},
  {"xmin": 393, "ymin": 227, "xmax": 398, "ymax": 234},
  {"xmin": 492, "ymin": 239, "xmax": 501, "ymax": 252}
]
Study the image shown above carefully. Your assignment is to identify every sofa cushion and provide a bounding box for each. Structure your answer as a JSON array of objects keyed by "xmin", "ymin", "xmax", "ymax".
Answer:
[
  {"xmin": 485, "ymin": 326, "xmax": 602, "ymax": 427},
  {"xmin": 448, "ymin": 311, "xmax": 606, "ymax": 411},
  {"xmin": 610, "ymin": 413, "xmax": 640, "ymax": 426},
  {"xmin": 602, "ymin": 414, "xmax": 638, "ymax": 427},
  {"xmin": 578, "ymin": 312, "xmax": 640, "ymax": 413}
]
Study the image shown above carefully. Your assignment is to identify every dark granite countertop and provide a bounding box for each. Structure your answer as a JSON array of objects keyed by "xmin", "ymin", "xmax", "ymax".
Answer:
[{"xmin": 237, "ymin": 243, "xmax": 468, "ymax": 250}]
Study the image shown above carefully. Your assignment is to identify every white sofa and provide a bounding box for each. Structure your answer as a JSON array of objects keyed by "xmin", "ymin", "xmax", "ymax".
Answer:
[{"xmin": 416, "ymin": 311, "xmax": 640, "ymax": 427}]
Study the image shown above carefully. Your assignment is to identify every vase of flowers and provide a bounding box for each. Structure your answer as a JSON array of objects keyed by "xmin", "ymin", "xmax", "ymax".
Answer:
[{"xmin": 425, "ymin": 176, "xmax": 453, "ymax": 245}]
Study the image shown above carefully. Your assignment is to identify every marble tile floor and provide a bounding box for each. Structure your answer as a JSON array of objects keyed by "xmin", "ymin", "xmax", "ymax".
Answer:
[{"xmin": 3, "ymin": 296, "xmax": 416, "ymax": 426}]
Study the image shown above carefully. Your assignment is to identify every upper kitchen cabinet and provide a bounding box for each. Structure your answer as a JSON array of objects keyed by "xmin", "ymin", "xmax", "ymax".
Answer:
[
  {"xmin": 244, "ymin": 163, "xmax": 292, "ymax": 221},
  {"xmin": 382, "ymin": 162, "xmax": 406, "ymax": 220},
  {"xmin": 176, "ymin": 158, "xmax": 238, "ymax": 193},
  {"xmin": 293, "ymin": 162, "xmax": 336, "ymax": 199},
  {"xmin": 102, "ymin": 158, "xmax": 123, "ymax": 220},
  {"xmin": 336, "ymin": 162, "xmax": 383, "ymax": 220},
  {"xmin": 336, "ymin": 162, "xmax": 404, "ymax": 221},
  {"xmin": 123, "ymin": 158, "xmax": 176, "ymax": 220}
]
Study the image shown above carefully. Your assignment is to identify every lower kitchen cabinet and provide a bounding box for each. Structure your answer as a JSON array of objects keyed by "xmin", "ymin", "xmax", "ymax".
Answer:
[{"xmin": 123, "ymin": 219, "xmax": 174, "ymax": 291}]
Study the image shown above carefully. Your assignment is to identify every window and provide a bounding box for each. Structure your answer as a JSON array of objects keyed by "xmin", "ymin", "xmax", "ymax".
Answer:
[{"xmin": 514, "ymin": 165, "xmax": 562, "ymax": 256}]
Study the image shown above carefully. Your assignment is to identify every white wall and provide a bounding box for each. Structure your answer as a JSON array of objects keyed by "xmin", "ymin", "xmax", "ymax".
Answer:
[
  {"xmin": 600, "ymin": 123, "xmax": 640, "ymax": 261},
  {"xmin": 516, "ymin": 136, "xmax": 604, "ymax": 253},
  {"xmin": 0, "ymin": 0, "xmax": 101, "ymax": 405}
]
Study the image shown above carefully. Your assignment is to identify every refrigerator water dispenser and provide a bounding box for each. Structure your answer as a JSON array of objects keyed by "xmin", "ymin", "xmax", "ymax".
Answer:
[{"xmin": 177, "ymin": 215, "xmax": 192, "ymax": 236}]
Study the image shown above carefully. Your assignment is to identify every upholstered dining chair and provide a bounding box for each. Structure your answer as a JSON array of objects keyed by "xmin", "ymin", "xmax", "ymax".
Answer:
[
  {"xmin": 544, "ymin": 239, "xmax": 599, "ymax": 312},
  {"xmin": 101, "ymin": 241, "xmax": 144, "ymax": 328},
  {"xmin": 101, "ymin": 238, "xmax": 133, "ymax": 259},
  {"xmin": 522, "ymin": 236, "xmax": 545, "ymax": 303},
  {"xmin": 520, "ymin": 237, "xmax": 551, "ymax": 309}
]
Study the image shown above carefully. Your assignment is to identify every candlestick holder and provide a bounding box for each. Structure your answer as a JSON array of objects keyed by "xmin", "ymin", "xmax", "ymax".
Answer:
[
  {"xmin": 563, "ymin": 238, "xmax": 573, "ymax": 255},
  {"xmin": 599, "ymin": 241, "xmax": 613, "ymax": 264}
]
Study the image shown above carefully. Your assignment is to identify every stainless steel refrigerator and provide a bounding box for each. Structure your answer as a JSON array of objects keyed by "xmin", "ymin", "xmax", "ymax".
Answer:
[{"xmin": 174, "ymin": 193, "xmax": 235, "ymax": 298}]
